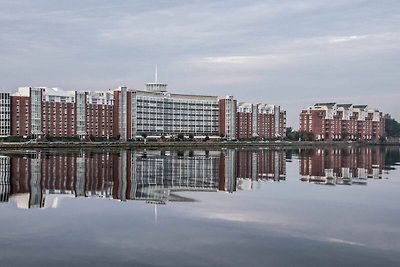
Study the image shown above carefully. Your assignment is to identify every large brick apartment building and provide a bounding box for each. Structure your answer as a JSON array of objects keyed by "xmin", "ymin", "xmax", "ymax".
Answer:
[
  {"xmin": 300, "ymin": 103, "xmax": 384, "ymax": 141},
  {"xmin": 1, "ymin": 82, "xmax": 286, "ymax": 141},
  {"xmin": 10, "ymin": 87, "xmax": 114, "ymax": 139}
]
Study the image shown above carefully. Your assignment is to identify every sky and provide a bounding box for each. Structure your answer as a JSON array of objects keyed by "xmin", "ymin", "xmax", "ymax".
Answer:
[{"xmin": 0, "ymin": 0, "xmax": 399, "ymax": 127}]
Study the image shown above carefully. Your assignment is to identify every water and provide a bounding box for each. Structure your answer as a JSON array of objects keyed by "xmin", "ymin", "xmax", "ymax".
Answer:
[{"xmin": 0, "ymin": 146, "xmax": 399, "ymax": 267}]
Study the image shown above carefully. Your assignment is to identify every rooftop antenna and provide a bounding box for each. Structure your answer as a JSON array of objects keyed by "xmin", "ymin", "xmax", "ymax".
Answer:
[
  {"xmin": 146, "ymin": 64, "xmax": 167, "ymax": 92},
  {"xmin": 155, "ymin": 64, "xmax": 158, "ymax": 83}
]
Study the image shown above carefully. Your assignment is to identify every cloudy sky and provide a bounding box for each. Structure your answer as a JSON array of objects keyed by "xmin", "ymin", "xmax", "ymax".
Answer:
[{"xmin": 0, "ymin": 0, "xmax": 399, "ymax": 127}]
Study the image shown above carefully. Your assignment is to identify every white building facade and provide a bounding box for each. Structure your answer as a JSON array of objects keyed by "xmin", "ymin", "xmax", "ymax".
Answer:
[{"xmin": 0, "ymin": 93, "xmax": 10, "ymax": 137}]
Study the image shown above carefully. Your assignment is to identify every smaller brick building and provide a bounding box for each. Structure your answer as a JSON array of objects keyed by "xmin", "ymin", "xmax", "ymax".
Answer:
[
  {"xmin": 299, "ymin": 103, "xmax": 384, "ymax": 141},
  {"xmin": 237, "ymin": 102, "xmax": 286, "ymax": 140}
]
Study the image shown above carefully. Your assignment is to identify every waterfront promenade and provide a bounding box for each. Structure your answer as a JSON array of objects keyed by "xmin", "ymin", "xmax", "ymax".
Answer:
[{"xmin": 0, "ymin": 140, "xmax": 397, "ymax": 150}]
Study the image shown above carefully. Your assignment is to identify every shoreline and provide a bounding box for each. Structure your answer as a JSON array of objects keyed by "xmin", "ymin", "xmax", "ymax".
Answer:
[{"xmin": 0, "ymin": 140, "xmax": 398, "ymax": 150}]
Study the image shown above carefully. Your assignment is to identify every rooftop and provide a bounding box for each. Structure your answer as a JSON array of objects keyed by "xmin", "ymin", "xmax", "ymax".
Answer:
[
  {"xmin": 135, "ymin": 90, "xmax": 219, "ymax": 101},
  {"xmin": 337, "ymin": 104, "xmax": 353, "ymax": 108},
  {"xmin": 353, "ymin": 105, "xmax": 368, "ymax": 109},
  {"xmin": 314, "ymin": 102, "xmax": 336, "ymax": 107}
]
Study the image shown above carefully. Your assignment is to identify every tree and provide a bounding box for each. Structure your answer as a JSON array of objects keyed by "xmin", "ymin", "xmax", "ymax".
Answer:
[
  {"xmin": 177, "ymin": 133, "xmax": 184, "ymax": 141},
  {"xmin": 160, "ymin": 134, "xmax": 166, "ymax": 141},
  {"xmin": 385, "ymin": 115, "xmax": 400, "ymax": 137},
  {"xmin": 188, "ymin": 133, "xmax": 194, "ymax": 140},
  {"xmin": 299, "ymin": 131, "xmax": 314, "ymax": 141},
  {"xmin": 285, "ymin": 127, "xmax": 300, "ymax": 141}
]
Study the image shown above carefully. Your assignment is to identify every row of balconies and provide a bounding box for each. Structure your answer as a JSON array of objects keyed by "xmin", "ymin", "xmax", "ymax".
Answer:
[
  {"xmin": 138, "ymin": 99, "xmax": 217, "ymax": 105},
  {"xmin": 136, "ymin": 109, "xmax": 218, "ymax": 115},
  {"xmin": 136, "ymin": 121, "xmax": 217, "ymax": 127},
  {"xmin": 137, "ymin": 106, "xmax": 218, "ymax": 111},
  {"xmin": 137, "ymin": 112, "xmax": 217, "ymax": 116},
  {"xmin": 137, "ymin": 128, "xmax": 218, "ymax": 133}
]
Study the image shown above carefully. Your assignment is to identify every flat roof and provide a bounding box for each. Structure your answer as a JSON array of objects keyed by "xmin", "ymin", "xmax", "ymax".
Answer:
[
  {"xmin": 314, "ymin": 102, "xmax": 336, "ymax": 107},
  {"xmin": 135, "ymin": 90, "xmax": 219, "ymax": 101}
]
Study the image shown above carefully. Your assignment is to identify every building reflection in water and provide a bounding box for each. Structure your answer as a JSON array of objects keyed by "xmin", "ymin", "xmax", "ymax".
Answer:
[
  {"xmin": 299, "ymin": 146, "xmax": 390, "ymax": 186},
  {"xmin": 235, "ymin": 150, "xmax": 286, "ymax": 190},
  {"xmin": 0, "ymin": 156, "xmax": 10, "ymax": 203},
  {"xmin": 0, "ymin": 149, "xmax": 286, "ymax": 209}
]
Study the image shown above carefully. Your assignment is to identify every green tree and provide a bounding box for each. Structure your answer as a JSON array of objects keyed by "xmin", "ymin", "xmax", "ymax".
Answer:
[
  {"xmin": 385, "ymin": 115, "xmax": 400, "ymax": 137},
  {"xmin": 299, "ymin": 131, "xmax": 314, "ymax": 141},
  {"xmin": 177, "ymin": 133, "xmax": 184, "ymax": 141},
  {"xmin": 160, "ymin": 134, "xmax": 166, "ymax": 141},
  {"xmin": 285, "ymin": 127, "xmax": 300, "ymax": 141}
]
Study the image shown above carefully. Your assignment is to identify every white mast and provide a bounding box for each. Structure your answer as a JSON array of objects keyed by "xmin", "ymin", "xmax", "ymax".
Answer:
[{"xmin": 146, "ymin": 64, "xmax": 167, "ymax": 92}]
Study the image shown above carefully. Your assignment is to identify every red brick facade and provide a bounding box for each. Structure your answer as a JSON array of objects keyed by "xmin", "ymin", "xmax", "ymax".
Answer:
[
  {"xmin": 236, "ymin": 103, "xmax": 286, "ymax": 140},
  {"xmin": 300, "ymin": 103, "xmax": 384, "ymax": 141},
  {"xmin": 236, "ymin": 112, "xmax": 252, "ymax": 139},
  {"xmin": 42, "ymin": 101, "xmax": 75, "ymax": 137},
  {"xmin": 218, "ymin": 99, "xmax": 227, "ymax": 136},
  {"xmin": 10, "ymin": 88, "xmax": 114, "ymax": 139},
  {"xmin": 86, "ymin": 103, "xmax": 113, "ymax": 138},
  {"xmin": 10, "ymin": 96, "xmax": 30, "ymax": 136}
]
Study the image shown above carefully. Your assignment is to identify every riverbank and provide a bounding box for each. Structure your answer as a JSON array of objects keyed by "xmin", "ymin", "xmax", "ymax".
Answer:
[{"xmin": 0, "ymin": 140, "xmax": 397, "ymax": 150}]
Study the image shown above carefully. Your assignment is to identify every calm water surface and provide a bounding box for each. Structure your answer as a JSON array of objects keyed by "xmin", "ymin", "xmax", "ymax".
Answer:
[{"xmin": 0, "ymin": 146, "xmax": 399, "ymax": 267}]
